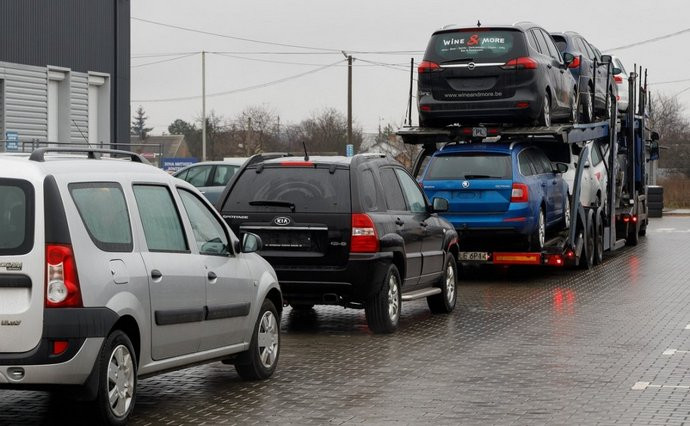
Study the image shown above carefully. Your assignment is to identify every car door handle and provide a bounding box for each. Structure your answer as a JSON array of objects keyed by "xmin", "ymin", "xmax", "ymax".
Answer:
[
  {"xmin": 552, "ymin": 180, "xmax": 558, "ymax": 185},
  {"xmin": 208, "ymin": 271, "xmax": 217, "ymax": 280},
  {"xmin": 395, "ymin": 218, "xmax": 404, "ymax": 226},
  {"xmin": 151, "ymin": 269, "xmax": 163, "ymax": 280},
  {"xmin": 547, "ymin": 64, "xmax": 552, "ymax": 69},
  {"xmin": 560, "ymin": 69, "xmax": 565, "ymax": 73},
  {"xmin": 541, "ymin": 183, "xmax": 547, "ymax": 187},
  {"xmin": 420, "ymin": 222, "xmax": 428, "ymax": 227}
]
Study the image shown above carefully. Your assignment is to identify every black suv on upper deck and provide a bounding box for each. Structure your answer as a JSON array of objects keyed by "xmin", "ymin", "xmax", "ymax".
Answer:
[
  {"xmin": 418, "ymin": 22, "xmax": 577, "ymax": 127},
  {"xmin": 216, "ymin": 154, "xmax": 460, "ymax": 333}
]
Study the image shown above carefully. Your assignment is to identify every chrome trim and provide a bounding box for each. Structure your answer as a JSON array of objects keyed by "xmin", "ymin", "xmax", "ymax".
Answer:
[
  {"xmin": 240, "ymin": 225, "xmax": 329, "ymax": 231},
  {"xmin": 401, "ymin": 287, "xmax": 442, "ymax": 301},
  {"xmin": 440, "ymin": 62, "xmax": 504, "ymax": 68}
]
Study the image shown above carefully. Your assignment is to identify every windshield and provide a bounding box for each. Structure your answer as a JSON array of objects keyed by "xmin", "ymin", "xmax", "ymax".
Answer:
[
  {"xmin": 425, "ymin": 153, "xmax": 512, "ymax": 180},
  {"xmin": 224, "ymin": 166, "xmax": 351, "ymax": 213},
  {"xmin": 424, "ymin": 29, "xmax": 526, "ymax": 63}
]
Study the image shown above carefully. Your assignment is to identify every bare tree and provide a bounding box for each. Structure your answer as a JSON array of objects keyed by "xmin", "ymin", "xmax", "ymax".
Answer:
[
  {"xmin": 649, "ymin": 93, "xmax": 690, "ymax": 175},
  {"xmin": 230, "ymin": 105, "xmax": 282, "ymax": 156},
  {"xmin": 288, "ymin": 108, "xmax": 363, "ymax": 155}
]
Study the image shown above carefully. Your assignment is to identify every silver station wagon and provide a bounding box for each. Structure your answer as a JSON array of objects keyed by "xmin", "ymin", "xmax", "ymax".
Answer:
[{"xmin": 0, "ymin": 148, "xmax": 282, "ymax": 425}]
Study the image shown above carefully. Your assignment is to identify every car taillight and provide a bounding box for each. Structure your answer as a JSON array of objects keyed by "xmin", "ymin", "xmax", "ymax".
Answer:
[
  {"xmin": 511, "ymin": 183, "xmax": 529, "ymax": 203},
  {"xmin": 501, "ymin": 57, "xmax": 538, "ymax": 70},
  {"xmin": 418, "ymin": 60, "xmax": 441, "ymax": 73},
  {"xmin": 568, "ymin": 56, "xmax": 581, "ymax": 69},
  {"xmin": 614, "ymin": 75, "xmax": 623, "ymax": 84},
  {"xmin": 45, "ymin": 244, "xmax": 82, "ymax": 308},
  {"xmin": 351, "ymin": 213, "xmax": 379, "ymax": 253}
]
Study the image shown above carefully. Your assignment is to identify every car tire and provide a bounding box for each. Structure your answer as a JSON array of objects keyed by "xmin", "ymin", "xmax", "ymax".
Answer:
[
  {"xmin": 539, "ymin": 93, "xmax": 552, "ymax": 127},
  {"xmin": 290, "ymin": 303, "xmax": 315, "ymax": 311},
  {"xmin": 593, "ymin": 213, "xmax": 604, "ymax": 265},
  {"xmin": 427, "ymin": 255, "xmax": 457, "ymax": 314},
  {"xmin": 365, "ymin": 264, "xmax": 402, "ymax": 334},
  {"xmin": 235, "ymin": 299, "xmax": 280, "ymax": 381},
  {"xmin": 94, "ymin": 330, "xmax": 137, "ymax": 426},
  {"xmin": 578, "ymin": 217, "xmax": 594, "ymax": 269},
  {"xmin": 561, "ymin": 195, "xmax": 571, "ymax": 231},
  {"xmin": 626, "ymin": 220, "xmax": 640, "ymax": 246},
  {"xmin": 530, "ymin": 208, "xmax": 546, "ymax": 251},
  {"xmin": 570, "ymin": 91, "xmax": 578, "ymax": 124},
  {"xmin": 580, "ymin": 87, "xmax": 593, "ymax": 123},
  {"xmin": 639, "ymin": 219, "xmax": 648, "ymax": 236}
]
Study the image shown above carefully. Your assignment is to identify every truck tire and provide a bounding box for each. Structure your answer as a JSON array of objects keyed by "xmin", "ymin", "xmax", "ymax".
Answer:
[
  {"xmin": 365, "ymin": 264, "xmax": 402, "ymax": 334},
  {"xmin": 580, "ymin": 87, "xmax": 594, "ymax": 123},
  {"xmin": 427, "ymin": 255, "xmax": 457, "ymax": 314},
  {"xmin": 626, "ymin": 221, "xmax": 639, "ymax": 246},
  {"xmin": 578, "ymin": 218, "xmax": 594, "ymax": 270},
  {"xmin": 94, "ymin": 330, "xmax": 138, "ymax": 426},
  {"xmin": 235, "ymin": 299, "xmax": 280, "ymax": 380}
]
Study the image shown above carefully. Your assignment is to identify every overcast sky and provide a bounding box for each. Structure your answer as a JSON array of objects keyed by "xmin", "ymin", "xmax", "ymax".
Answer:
[{"xmin": 131, "ymin": 0, "xmax": 690, "ymax": 135}]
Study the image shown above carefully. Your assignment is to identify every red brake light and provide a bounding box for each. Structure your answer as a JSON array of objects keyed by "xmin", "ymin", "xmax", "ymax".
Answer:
[
  {"xmin": 45, "ymin": 244, "xmax": 82, "ymax": 308},
  {"xmin": 280, "ymin": 161, "xmax": 313, "ymax": 167},
  {"xmin": 614, "ymin": 75, "xmax": 623, "ymax": 84},
  {"xmin": 418, "ymin": 60, "xmax": 441, "ymax": 73},
  {"xmin": 511, "ymin": 183, "xmax": 529, "ymax": 203},
  {"xmin": 502, "ymin": 57, "xmax": 538, "ymax": 70},
  {"xmin": 351, "ymin": 213, "xmax": 380, "ymax": 253},
  {"xmin": 52, "ymin": 340, "xmax": 69, "ymax": 355},
  {"xmin": 568, "ymin": 56, "xmax": 581, "ymax": 69}
]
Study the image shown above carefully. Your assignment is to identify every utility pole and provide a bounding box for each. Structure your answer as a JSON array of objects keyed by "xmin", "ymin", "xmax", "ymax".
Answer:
[
  {"xmin": 201, "ymin": 50, "xmax": 207, "ymax": 161},
  {"xmin": 343, "ymin": 52, "xmax": 353, "ymax": 149}
]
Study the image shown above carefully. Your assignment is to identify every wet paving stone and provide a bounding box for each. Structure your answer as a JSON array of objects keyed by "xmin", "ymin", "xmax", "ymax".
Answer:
[{"xmin": 2, "ymin": 217, "xmax": 690, "ymax": 425}]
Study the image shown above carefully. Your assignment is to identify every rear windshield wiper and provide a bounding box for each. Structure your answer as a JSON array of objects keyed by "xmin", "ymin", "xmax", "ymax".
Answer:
[
  {"xmin": 442, "ymin": 57, "xmax": 474, "ymax": 64},
  {"xmin": 463, "ymin": 174, "xmax": 493, "ymax": 179},
  {"xmin": 249, "ymin": 200, "xmax": 296, "ymax": 211}
]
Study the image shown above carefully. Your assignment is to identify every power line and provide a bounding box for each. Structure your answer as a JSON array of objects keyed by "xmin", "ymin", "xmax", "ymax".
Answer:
[
  {"xmin": 649, "ymin": 78, "xmax": 690, "ymax": 86},
  {"xmin": 605, "ymin": 27, "xmax": 690, "ymax": 51},
  {"xmin": 211, "ymin": 52, "xmax": 409, "ymax": 68},
  {"xmin": 131, "ymin": 53, "xmax": 198, "ymax": 68},
  {"xmin": 131, "ymin": 59, "xmax": 345, "ymax": 103},
  {"xmin": 132, "ymin": 52, "xmax": 199, "ymax": 59},
  {"xmin": 132, "ymin": 17, "xmax": 342, "ymax": 53}
]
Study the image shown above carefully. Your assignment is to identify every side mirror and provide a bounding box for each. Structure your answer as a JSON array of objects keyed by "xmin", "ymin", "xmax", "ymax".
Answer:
[
  {"xmin": 651, "ymin": 131, "xmax": 660, "ymax": 141},
  {"xmin": 554, "ymin": 162, "xmax": 569, "ymax": 174},
  {"xmin": 241, "ymin": 232, "xmax": 263, "ymax": 253},
  {"xmin": 432, "ymin": 197, "xmax": 449, "ymax": 213},
  {"xmin": 612, "ymin": 67, "xmax": 622, "ymax": 75},
  {"xmin": 563, "ymin": 52, "xmax": 575, "ymax": 66},
  {"xmin": 600, "ymin": 54, "xmax": 612, "ymax": 64}
]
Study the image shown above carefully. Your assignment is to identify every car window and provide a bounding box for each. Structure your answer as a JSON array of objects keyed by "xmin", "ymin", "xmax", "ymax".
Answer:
[
  {"xmin": 395, "ymin": 169, "xmax": 427, "ymax": 214},
  {"xmin": 211, "ymin": 165, "xmax": 239, "ymax": 187},
  {"xmin": 424, "ymin": 29, "xmax": 527, "ymax": 63},
  {"xmin": 359, "ymin": 169, "xmax": 380, "ymax": 212},
  {"xmin": 615, "ymin": 58, "xmax": 627, "ymax": 75},
  {"xmin": 133, "ymin": 185, "xmax": 188, "ymax": 253},
  {"xmin": 224, "ymin": 166, "xmax": 351, "ymax": 213},
  {"xmin": 69, "ymin": 183, "xmax": 133, "ymax": 252},
  {"xmin": 518, "ymin": 151, "xmax": 535, "ymax": 176},
  {"xmin": 590, "ymin": 142, "xmax": 604, "ymax": 166},
  {"xmin": 532, "ymin": 30, "xmax": 550, "ymax": 57},
  {"xmin": 0, "ymin": 179, "xmax": 33, "ymax": 255},
  {"xmin": 541, "ymin": 30, "xmax": 563, "ymax": 63},
  {"xmin": 536, "ymin": 149, "xmax": 555, "ymax": 174},
  {"xmin": 175, "ymin": 169, "xmax": 188, "ymax": 181},
  {"xmin": 379, "ymin": 168, "xmax": 407, "ymax": 211},
  {"xmin": 551, "ymin": 35, "xmax": 567, "ymax": 52},
  {"xmin": 526, "ymin": 149, "xmax": 549, "ymax": 175},
  {"xmin": 425, "ymin": 153, "xmax": 512, "ymax": 180},
  {"xmin": 581, "ymin": 39, "xmax": 596, "ymax": 60},
  {"xmin": 178, "ymin": 189, "xmax": 229, "ymax": 256},
  {"xmin": 184, "ymin": 165, "xmax": 212, "ymax": 187},
  {"xmin": 526, "ymin": 30, "xmax": 540, "ymax": 52}
]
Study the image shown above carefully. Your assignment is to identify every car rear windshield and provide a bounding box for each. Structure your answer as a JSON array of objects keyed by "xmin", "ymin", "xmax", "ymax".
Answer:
[
  {"xmin": 425, "ymin": 29, "xmax": 526, "ymax": 63},
  {"xmin": 0, "ymin": 179, "xmax": 34, "ymax": 255},
  {"xmin": 425, "ymin": 153, "xmax": 512, "ymax": 180},
  {"xmin": 224, "ymin": 166, "xmax": 351, "ymax": 213}
]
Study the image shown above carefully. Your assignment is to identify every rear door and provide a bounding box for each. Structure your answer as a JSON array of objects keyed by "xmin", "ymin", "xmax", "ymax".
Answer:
[
  {"xmin": 423, "ymin": 29, "xmax": 527, "ymax": 102},
  {"xmin": 176, "ymin": 188, "xmax": 254, "ymax": 350},
  {"xmin": 221, "ymin": 164, "xmax": 351, "ymax": 270},
  {"xmin": 422, "ymin": 151, "xmax": 513, "ymax": 214},
  {"xmin": 531, "ymin": 149, "xmax": 564, "ymax": 223},
  {"xmin": 132, "ymin": 184, "xmax": 206, "ymax": 360},
  {"xmin": 380, "ymin": 167, "xmax": 423, "ymax": 287},
  {"xmin": 540, "ymin": 29, "xmax": 570, "ymax": 110},
  {"xmin": 204, "ymin": 165, "xmax": 240, "ymax": 205},
  {"xmin": 0, "ymin": 178, "xmax": 40, "ymax": 353}
]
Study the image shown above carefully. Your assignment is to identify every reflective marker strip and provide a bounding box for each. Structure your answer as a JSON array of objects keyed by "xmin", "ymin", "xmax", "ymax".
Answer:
[{"xmin": 493, "ymin": 253, "xmax": 542, "ymax": 265}]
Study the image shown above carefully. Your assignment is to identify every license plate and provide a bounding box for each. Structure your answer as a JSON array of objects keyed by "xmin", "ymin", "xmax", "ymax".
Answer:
[
  {"xmin": 458, "ymin": 251, "xmax": 489, "ymax": 261},
  {"xmin": 472, "ymin": 127, "xmax": 487, "ymax": 137},
  {"xmin": 261, "ymin": 231, "xmax": 311, "ymax": 249}
]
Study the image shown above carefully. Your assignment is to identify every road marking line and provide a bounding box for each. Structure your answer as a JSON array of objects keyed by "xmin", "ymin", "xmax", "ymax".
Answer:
[
  {"xmin": 663, "ymin": 349, "xmax": 690, "ymax": 355},
  {"xmin": 685, "ymin": 324, "xmax": 690, "ymax": 330},
  {"xmin": 632, "ymin": 382, "xmax": 690, "ymax": 391}
]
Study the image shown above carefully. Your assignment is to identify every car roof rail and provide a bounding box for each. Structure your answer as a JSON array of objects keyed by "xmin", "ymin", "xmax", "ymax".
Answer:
[
  {"xmin": 29, "ymin": 147, "xmax": 149, "ymax": 163},
  {"xmin": 245, "ymin": 152, "xmax": 293, "ymax": 167}
]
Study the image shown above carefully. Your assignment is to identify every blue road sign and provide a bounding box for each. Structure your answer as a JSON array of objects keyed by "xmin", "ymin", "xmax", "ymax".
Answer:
[
  {"xmin": 5, "ymin": 132, "xmax": 18, "ymax": 152},
  {"xmin": 346, "ymin": 144, "xmax": 354, "ymax": 157}
]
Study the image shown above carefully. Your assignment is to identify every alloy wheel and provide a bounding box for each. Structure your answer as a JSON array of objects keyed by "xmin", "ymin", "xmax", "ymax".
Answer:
[
  {"xmin": 538, "ymin": 210, "xmax": 546, "ymax": 249},
  {"xmin": 543, "ymin": 95, "xmax": 551, "ymax": 127},
  {"xmin": 564, "ymin": 196, "xmax": 571, "ymax": 229},
  {"xmin": 257, "ymin": 311, "xmax": 279, "ymax": 369},
  {"xmin": 445, "ymin": 263, "xmax": 456, "ymax": 304},
  {"xmin": 107, "ymin": 345, "xmax": 135, "ymax": 418},
  {"xmin": 388, "ymin": 274, "xmax": 400, "ymax": 323}
]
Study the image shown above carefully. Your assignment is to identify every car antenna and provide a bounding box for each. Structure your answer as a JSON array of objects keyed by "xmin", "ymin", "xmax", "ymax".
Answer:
[
  {"xmin": 302, "ymin": 141, "xmax": 309, "ymax": 161},
  {"xmin": 72, "ymin": 119, "xmax": 92, "ymax": 147},
  {"xmin": 477, "ymin": 20, "xmax": 481, "ymax": 28}
]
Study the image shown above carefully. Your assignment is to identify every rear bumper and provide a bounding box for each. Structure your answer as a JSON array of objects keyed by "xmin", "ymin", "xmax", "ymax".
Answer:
[
  {"xmin": 275, "ymin": 252, "xmax": 394, "ymax": 305},
  {"xmin": 0, "ymin": 307, "xmax": 118, "ymax": 387},
  {"xmin": 442, "ymin": 203, "xmax": 536, "ymax": 234},
  {"xmin": 418, "ymin": 85, "xmax": 543, "ymax": 125}
]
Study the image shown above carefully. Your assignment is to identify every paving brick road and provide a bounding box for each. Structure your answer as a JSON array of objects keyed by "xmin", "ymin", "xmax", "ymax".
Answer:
[{"xmin": 2, "ymin": 216, "xmax": 690, "ymax": 425}]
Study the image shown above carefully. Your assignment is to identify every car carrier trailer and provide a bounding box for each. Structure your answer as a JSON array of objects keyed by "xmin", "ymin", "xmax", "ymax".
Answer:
[{"xmin": 398, "ymin": 69, "xmax": 658, "ymax": 269}]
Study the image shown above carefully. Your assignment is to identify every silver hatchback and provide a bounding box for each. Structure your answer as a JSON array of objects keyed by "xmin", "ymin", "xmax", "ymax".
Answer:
[{"xmin": 0, "ymin": 148, "xmax": 282, "ymax": 425}]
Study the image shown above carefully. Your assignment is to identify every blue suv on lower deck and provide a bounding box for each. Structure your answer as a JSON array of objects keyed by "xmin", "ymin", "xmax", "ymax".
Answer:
[{"xmin": 419, "ymin": 141, "xmax": 570, "ymax": 251}]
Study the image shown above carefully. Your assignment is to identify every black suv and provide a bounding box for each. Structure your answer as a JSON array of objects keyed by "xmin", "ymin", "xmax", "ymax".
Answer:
[
  {"xmin": 216, "ymin": 154, "xmax": 460, "ymax": 333},
  {"xmin": 417, "ymin": 22, "xmax": 577, "ymax": 127}
]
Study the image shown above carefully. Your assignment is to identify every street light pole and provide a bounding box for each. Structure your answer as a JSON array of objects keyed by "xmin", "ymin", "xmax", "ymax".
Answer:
[
  {"xmin": 202, "ymin": 50, "xmax": 207, "ymax": 161},
  {"xmin": 347, "ymin": 54, "xmax": 353, "ymax": 149}
]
